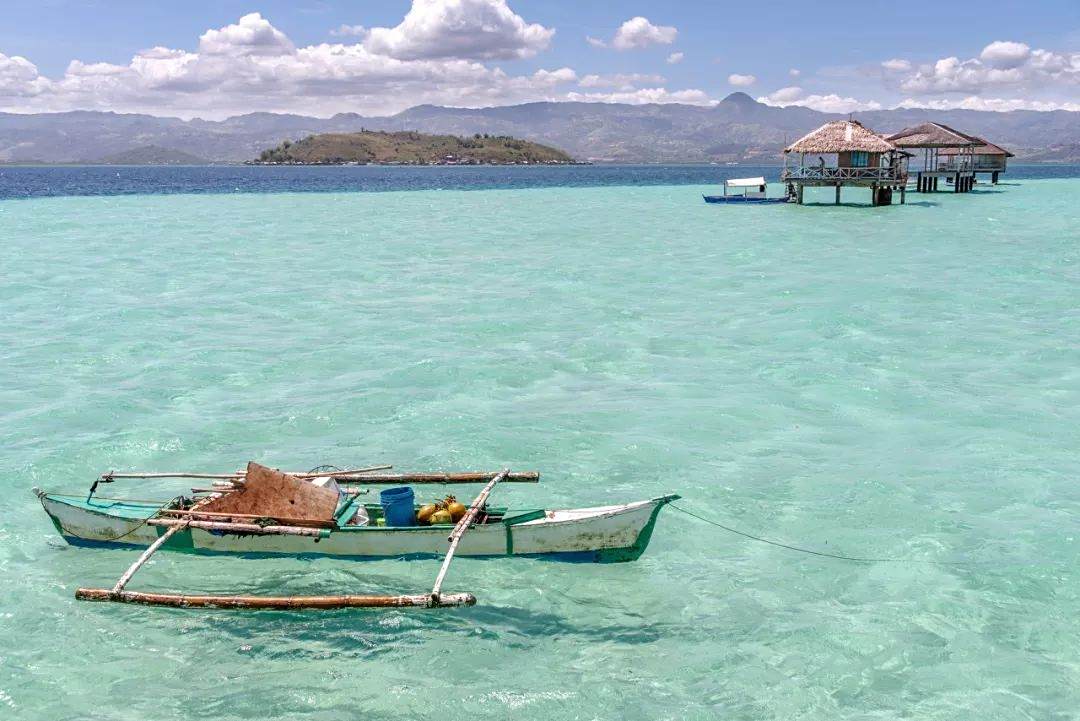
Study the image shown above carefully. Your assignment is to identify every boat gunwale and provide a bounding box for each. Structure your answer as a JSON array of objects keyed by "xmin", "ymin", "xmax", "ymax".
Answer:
[{"xmin": 38, "ymin": 491, "xmax": 679, "ymax": 534}]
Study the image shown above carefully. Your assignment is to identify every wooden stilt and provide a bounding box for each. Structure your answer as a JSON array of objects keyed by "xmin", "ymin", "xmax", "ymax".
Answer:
[
  {"xmin": 796, "ymin": 185, "xmax": 804, "ymax": 205},
  {"xmin": 835, "ymin": 184, "xmax": 841, "ymax": 205},
  {"xmin": 110, "ymin": 522, "xmax": 188, "ymax": 596},
  {"xmin": 900, "ymin": 185, "xmax": 906, "ymax": 204},
  {"xmin": 992, "ymin": 171, "xmax": 999, "ymax": 184},
  {"xmin": 431, "ymin": 468, "xmax": 511, "ymax": 602}
]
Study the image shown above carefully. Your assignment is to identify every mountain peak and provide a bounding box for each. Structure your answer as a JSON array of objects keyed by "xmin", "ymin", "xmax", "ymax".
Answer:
[{"xmin": 720, "ymin": 92, "xmax": 760, "ymax": 107}]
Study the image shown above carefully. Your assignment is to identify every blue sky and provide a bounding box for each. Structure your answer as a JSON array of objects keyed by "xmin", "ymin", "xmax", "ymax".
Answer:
[{"xmin": 1, "ymin": 0, "xmax": 1077, "ymax": 118}]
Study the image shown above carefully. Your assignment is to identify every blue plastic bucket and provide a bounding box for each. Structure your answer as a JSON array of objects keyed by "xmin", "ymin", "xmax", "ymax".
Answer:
[{"xmin": 379, "ymin": 486, "xmax": 416, "ymax": 527}]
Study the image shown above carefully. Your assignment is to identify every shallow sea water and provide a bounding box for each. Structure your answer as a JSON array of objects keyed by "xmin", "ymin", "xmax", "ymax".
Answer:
[{"xmin": 1, "ymin": 174, "xmax": 1079, "ymax": 720}]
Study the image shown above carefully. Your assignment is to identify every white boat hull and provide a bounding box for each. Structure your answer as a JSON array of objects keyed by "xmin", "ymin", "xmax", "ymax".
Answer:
[{"xmin": 38, "ymin": 492, "xmax": 678, "ymax": 563}]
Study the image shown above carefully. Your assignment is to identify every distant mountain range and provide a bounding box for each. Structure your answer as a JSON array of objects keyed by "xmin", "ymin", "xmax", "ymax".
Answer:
[{"xmin": 3, "ymin": 93, "xmax": 1080, "ymax": 164}]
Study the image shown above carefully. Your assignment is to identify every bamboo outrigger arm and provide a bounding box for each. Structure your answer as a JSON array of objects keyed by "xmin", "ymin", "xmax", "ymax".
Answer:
[
  {"xmin": 72, "ymin": 464, "xmax": 526, "ymax": 611},
  {"xmin": 431, "ymin": 468, "xmax": 511, "ymax": 602},
  {"xmin": 110, "ymin": 521, "xmax": 189, "ymax": 595},
  {"xmin": 75, "ymin": 513, "xmax": 478, "ymax": 610},
  {"xmin": 74, "ymin": 589, "xmax": 476, "ymax": 609}
]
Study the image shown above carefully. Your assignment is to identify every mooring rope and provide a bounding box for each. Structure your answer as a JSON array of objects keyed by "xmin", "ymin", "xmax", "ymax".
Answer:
[{"xmin": 669, "ymin": 503, "xmax": 985, "ymax": 565}]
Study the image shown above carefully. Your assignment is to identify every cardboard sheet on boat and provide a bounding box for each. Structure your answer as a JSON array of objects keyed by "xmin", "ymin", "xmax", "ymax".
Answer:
[{"xmin": 199, "ymin": 462, "xmax": 338, "ymax": 525}]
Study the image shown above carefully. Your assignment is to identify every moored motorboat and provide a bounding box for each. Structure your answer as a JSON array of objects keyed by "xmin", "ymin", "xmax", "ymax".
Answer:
[{"xmin": 703, "ymin": 176, "xmax": 788, "ymax": 204}]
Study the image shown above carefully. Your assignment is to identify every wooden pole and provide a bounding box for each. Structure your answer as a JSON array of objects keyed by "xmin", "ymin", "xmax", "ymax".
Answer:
[
  {"xmin": 299, "ymin": 466, "xmax": 392, "ymax": 478},
  {"xmin": 110, "ymin": 522, "xmax": 188, "ymax": 596},
  {"xmin": 430, "ymin": 468, "xmax": 510, "ymax": 602},
  {"xmin": 101, "ymin": 468, "xmax": 534, "ymax": 484},
  {"xmin": 103, "ymin": 472, "xmax": 244, "ymax": 480},
  {"xmin": 75, "ymin": 588, "xmax": 476, "ymax": 609},
  {"xmin": 146, "ymin": 518, "xmax": 328, "ymax": 538},
  {"xmin": 157, "ymin": 508, "xmax": 334, "ymax": 528},
  {"xmin": 100, "ymin": 465, "xmax": 392, "ymax": 482},
  {"xmin": 331, "ymin": 471, "xmax": 538, "ymax": 484}
]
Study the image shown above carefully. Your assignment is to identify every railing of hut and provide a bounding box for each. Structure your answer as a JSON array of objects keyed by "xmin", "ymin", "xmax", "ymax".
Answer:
[
  {"xmin": 937, "ymin": 158, "xmax": 1006, "ymax": 171},
  {"xmin": 781, "ymin": 166, "xmax": 908, "ymax": 182}
]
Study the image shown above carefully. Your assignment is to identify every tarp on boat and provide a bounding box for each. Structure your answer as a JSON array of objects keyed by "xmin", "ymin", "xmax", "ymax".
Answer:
[{"xmin": 198, "ymin": 462, "xmax": 338, "ymax": 525}]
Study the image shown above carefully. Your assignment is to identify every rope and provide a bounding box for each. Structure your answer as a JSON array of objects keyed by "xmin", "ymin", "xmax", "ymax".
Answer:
[
  {"xmin": 59, "ymin": 495, "xmax": 185, "ymax": 543},
  {"xmin": 669, "ymin": 503, "xmax": 984, "ymax": 566}
]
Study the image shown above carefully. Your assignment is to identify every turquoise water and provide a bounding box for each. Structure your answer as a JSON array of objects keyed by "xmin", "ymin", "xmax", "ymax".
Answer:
[{"xmin": 2, "ymin": 179, "xmax": 1079, "ymax": 719}]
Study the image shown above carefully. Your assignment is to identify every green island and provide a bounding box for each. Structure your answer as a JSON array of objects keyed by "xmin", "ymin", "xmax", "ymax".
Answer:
[{"xmin": 251, "ymin": 130, "xmax": 577, "ymax": 165}]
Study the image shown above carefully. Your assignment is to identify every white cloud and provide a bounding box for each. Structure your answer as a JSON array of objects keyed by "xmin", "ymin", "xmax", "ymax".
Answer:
[
  {"xmin": 796, "ymin": 94, "xmax": 882, "ymax": 113},
  {"xmin": 727, "ymin": 73, "xmax": 756, "ymax": 87},
  {"xmin": 364, "ymin": 0, "xmax": 554, "ymax": 60},
  {"xmin": 609, "ymin": 17, "xmax": 677, "ymax": 51},
  {"xmin": 980, "ymin": 41, "xmax": 1031, "ymax": 69},
  {"xmin": 579, "ymin": 73, "xmax": 665, "ymax": 90},
  {"xmin": 0, "ymin": 11, "xmax": 576, "ymax": 118},
  {"xmin": 198, "ymin": 13, "xmax": 295, "ymax": 57},
  {"xmin": 585, "ymin": 36, "xmax": 606, "ymax": 49},
  {"xmin": 760, "ymin": 86, "xmax": 804, "ymax": 104},
  {"xmin": 566, "ymin": 87, "xmax": 714, "ymax": 106},
  {"xmin": 0, "ymin": 9, "xmax": 719, "ymax": 118},
  {"xmin": 532, "ymin": 67, "xmax": 577, "ymax": 84},
  {"xmin": 0, "ymin": 52, "xmax": 49, "ymax": 97},
  {"xmin": 667, "ymin": 52, "xmax": 684, "ymax": 65},
  {"xmin": 788, "ymin": 68, "xmax": 801, "ymax": 78},
  {"xmin": 897, "ymin": 95, "xmax": 1080, "ymax": 112},
  {"xmin": 898, "ymin": 41, "xmax": 1080, "ymax": 94},
  {"xmin": 331, "ymin": 24, "xmax": 368, "ymax": 38},
  {"xmin": 881, "ymin": 58, "xmax": 912, "ymax": 72},
  {"xmin": 758, "ymin": 86, "xmax": 881, "ymax": 113}
]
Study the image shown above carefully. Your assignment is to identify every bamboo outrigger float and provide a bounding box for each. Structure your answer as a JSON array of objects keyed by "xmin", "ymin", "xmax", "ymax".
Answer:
[{"xmin": 36, "ymin": 462, "xmax": 678, "ymax": 611}]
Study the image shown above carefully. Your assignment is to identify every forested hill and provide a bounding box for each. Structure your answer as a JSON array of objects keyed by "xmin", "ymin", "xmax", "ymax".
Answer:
[{"xmin": 253, "ymin": 130, "xmax": 575, "ymax": 165}]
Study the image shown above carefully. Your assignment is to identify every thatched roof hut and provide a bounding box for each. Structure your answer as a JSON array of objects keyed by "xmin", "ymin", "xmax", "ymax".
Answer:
[
  {"xmin": 784, "ymin": 120, "xmax": 896, "ymax": 154},
  {"xmin": 886, "ymin": 122, "xmax": 978, "ymax": 148},
  {"xmin": 937, "ymin": 138, "xmax": 1014, "ymax": 158}
]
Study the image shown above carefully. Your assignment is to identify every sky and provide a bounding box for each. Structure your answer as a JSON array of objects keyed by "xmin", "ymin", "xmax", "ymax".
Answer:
[{"xmin": 0, "ymin": 0, "xmax": 1078, "ymax": 119}]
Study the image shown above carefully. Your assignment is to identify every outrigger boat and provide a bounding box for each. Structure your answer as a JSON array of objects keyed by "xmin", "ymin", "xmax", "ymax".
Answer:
[
  {"xmin": 703, "ymin": 176, "xmax": 788, "ymax": 204},
  {"xmin": 36, "ymin": 462, "xmax": 678, "ymax": 611}
]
